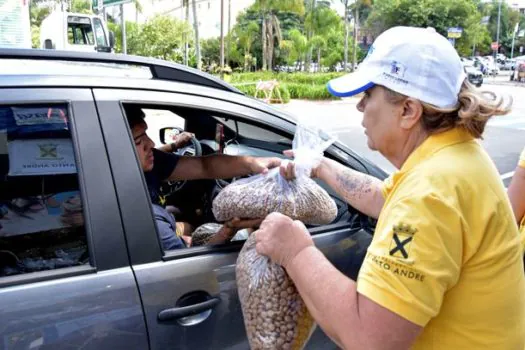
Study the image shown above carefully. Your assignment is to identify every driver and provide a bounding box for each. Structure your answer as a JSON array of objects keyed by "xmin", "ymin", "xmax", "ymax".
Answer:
[{"xmin": 126, "ymin": 107, "xmax": 281, "ymax": 250}]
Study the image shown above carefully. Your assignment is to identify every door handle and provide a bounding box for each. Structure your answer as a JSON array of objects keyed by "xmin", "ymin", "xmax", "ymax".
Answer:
[{"xmin": 158, "ymin": 297, "xmax": 221, "ymax": 322}]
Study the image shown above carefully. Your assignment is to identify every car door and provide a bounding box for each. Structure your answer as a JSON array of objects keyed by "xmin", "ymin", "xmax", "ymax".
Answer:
[
  {"xmin": 94, "ymin": 87, "xmax": 374, "ymax": 350},
  {"xmin": 0, "ymin": 89, "xmax": 148, "ymax": 349}
]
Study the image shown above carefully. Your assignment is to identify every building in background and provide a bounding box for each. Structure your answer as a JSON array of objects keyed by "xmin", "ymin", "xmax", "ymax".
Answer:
[{"xmin": 114, "ymin": 0, "xmax": 254, "ymax": 39}]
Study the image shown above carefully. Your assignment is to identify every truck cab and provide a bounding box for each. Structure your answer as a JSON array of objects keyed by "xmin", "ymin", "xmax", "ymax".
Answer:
[{"xmin": 40, "ymin": 10, "xmax": 115, "ymax": 53}]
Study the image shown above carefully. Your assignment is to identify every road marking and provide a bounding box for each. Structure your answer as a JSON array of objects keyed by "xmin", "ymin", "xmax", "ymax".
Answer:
[{"xmin": 501, "ymin": 171, "xmax": 515, "ymax": 180}]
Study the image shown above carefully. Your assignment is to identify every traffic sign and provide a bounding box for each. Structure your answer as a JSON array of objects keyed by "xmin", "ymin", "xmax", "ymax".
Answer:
[
  {"xmin": 447, "ymin": 27, "xmax": 463, "ymax": 39},
  {"xmin": 93, "ymin": 0, "xmax": 131, "ymax": 10}
]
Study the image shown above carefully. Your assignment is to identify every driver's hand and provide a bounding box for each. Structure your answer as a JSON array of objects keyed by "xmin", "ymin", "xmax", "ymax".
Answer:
[
  {"xmin": 248, "ymin": 157, "xmax": 282, "ymax": 175},
  {"xmin": 174, "ymin": 132, "xmax": 195, "ymax": 149},
  {"xmin": 218, "ymin": 217, "xmax": 264, "ymax": 239},
  {"xmin": 225, "ymin": 217, "xmax": 264, "ymax": 231}
]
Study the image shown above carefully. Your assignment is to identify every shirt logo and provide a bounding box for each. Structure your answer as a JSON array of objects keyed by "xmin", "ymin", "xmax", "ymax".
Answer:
[
  {"xmin": 390, "ymin": 61, "xmax": 406, "ymax": 77},
  {"xmin": 389, "ymin": 223, "xmax": 417, "ymax": 259}
]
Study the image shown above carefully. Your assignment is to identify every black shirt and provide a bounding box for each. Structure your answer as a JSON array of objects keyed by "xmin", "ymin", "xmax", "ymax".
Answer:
[{"xmin": 144, "ymin": 148, "xmax": 180, "ymax": 205}]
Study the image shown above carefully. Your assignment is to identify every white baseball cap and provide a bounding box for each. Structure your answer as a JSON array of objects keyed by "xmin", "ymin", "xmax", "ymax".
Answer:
[{"xmin": 327, "ymin": 26, "xmax": 466, "ymax": 108}]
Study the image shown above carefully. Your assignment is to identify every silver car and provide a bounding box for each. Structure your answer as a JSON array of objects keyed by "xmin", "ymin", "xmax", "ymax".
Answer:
[{"xmin": 0, "ymin": 49, "xmax": 385, "ymax": 349}]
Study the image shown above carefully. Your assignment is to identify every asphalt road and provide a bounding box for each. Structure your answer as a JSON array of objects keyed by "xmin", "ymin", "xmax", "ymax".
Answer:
[{"xmin": 278, "ymin": 77, "xmax": 525, "ymax": 187}]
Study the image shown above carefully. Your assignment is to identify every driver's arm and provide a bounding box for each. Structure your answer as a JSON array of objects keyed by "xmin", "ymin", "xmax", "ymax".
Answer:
[{"xmin": 167, "ymin": 155, "xmax": 257, "ymax": 181}]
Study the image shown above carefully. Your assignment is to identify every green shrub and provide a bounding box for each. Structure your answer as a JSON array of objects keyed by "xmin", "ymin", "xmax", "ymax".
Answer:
[
  {"xmin": 283, "ymin": 83, "xmax": 337, "ymax": 100},
  {"xmin": 229, "ymin": 72, "xmax": 345, "ymax": 85},
  {"xmin": 234, "ymin": 83, "xmax": 291, "ymax": 104}
]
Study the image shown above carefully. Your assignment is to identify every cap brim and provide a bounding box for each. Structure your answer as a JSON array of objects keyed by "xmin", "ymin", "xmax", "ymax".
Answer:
[{"xmin": 327, "ymin": 71, "xmax": 375, "ymax": 97}]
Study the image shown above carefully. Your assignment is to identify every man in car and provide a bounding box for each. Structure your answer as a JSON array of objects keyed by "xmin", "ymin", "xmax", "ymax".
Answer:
[{"xmin": 126, "ymin": 106, "xmax": 280, "ymax": 250}]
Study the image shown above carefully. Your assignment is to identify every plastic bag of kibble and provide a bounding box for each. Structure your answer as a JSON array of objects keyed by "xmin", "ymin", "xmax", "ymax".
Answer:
[
  {"xmin": 237, "ymin": 233, "xmax": 316, "ymax": 350},
  {"xmin": 190, "ymin": 223, "xmax": 223, "ymax": 246},
  {"xmin": 212, "ymin": 118, "xmax": 337, "ymax": 225}
]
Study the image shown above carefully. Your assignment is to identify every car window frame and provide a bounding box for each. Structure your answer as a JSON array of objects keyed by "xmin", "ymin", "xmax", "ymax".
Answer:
[
  {"xmin": 0, "ymin": 88, "xmax": 128, "ymax": 288},
  {"xmin": 93, "ymin": 88, "xmax": 367, "ymax": 266}
]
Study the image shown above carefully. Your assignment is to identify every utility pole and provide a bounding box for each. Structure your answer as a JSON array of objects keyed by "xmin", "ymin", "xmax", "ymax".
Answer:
[
  {"xmin": 352, "ymin": 1, "xmax": 359, "ymax": 72},
  {"xmin": 226, "ymin": 0, "xmax": 231, "ymax": 66},
  {"xmin": 343, "ymin": 0, "xmax": 349, "ymax": 71},
  {"xmin": 220, "ymin": 0, "xmax": 225, "ymax": 79},
  {"xmin": 184, "ymin": 0, "xmax": 189, "ymax": 65},
  {"xmin": 121, "ymin": 3, "xmax": 127, "ymax": 54},
  {"xmin": 494, "ymin": 0, "xmax": 502, "ymax": 59}
]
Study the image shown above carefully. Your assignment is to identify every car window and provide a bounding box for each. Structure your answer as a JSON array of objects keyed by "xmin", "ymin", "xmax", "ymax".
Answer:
[
  {"xmin": 0, "ymin": 104, "xmax": 89, "ymax": 278},
  {"xmin": 218, "ymin": 118, "xmax": 291, "ymax": 144},
  {"xmin": 142, "ymin": 109, "xmax": 185, "ymax": 147},
  {"xmin": 92, "ymin": 17, "xmax": 107, "ymax": 47}
]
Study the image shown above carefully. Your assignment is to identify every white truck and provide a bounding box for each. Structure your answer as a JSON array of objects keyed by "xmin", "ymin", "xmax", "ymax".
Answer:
[
  {"xmin": 0, "ymin": 0, "xmax": 32, "ymax": 48},
  {"xmin": 40, "ymin": 10, "xmax": 115, "ymax": 53}
]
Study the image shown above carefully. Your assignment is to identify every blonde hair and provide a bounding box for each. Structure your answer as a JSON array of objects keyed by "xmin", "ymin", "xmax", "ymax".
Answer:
[{"xmin": 385, "ymin": 81, "xmax": 512, "ymax": 139}]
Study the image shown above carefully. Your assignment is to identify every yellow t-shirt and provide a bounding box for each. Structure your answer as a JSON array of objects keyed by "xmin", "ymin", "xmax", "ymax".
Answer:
[{"xmin": 357, "ymin": 128, "xmax": 525, "ymax": 349}]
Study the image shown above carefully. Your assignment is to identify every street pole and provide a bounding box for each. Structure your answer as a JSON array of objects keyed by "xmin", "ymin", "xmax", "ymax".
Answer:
[
  {"xmin": 343, "ymin": 0, "xmax": 349, "ymax": 71},
  {"xmin": 220, "ymin": 0, "xmax": 225, "ymax": 79},
  {"xmin": 184, "ymin": 0, "xmax": 189, "ymax": 66},
  {"xmin": 226, "ymin": 0, "xmax": 231, "ymax": 66},
  {"xmin": 511, "ymin": 24, "xmax": 518, "ymax": 59},
  {"xmin": 352, "ymin": 1, "xmax": 359, "ymax": 72},
  {"xmin": 121, "ymin": 3, "xmax": 127, "ymax": 54},
  {"xmin": 495, "ymin": 0, "xmax": 502, "ymax": 59}
]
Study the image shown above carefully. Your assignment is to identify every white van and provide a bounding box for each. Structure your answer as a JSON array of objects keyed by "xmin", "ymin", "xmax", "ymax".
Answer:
[{"xmin": 40, "ymin": 10, "xmax": 115, "ymax": 53}]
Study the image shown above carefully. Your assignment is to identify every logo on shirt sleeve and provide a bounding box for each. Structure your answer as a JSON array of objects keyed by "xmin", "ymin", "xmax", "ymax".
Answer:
[{"xmin": 389, "ymin": 223, "xmax": 417, "ymax": 259}]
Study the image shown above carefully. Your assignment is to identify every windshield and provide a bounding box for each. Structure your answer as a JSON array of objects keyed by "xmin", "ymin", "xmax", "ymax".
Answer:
[{"xmin": 67, "ymin": 17, "xmax": 94, "ymax": 46}]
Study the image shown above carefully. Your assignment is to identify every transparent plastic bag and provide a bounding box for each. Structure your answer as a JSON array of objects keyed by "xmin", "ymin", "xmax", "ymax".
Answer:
[
  {"xmin": 236, "ymin": 233, "xmax": 316, "ymax": 350},
  {"xmin": 212, "ymin": 118, "xmax": 337, "ymax": 225}
]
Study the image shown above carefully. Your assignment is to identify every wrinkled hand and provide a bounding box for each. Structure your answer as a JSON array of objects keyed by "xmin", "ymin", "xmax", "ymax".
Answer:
[
  {"xmin": 279, "ymin": 150, "xmax": 324, "ymax": 180},
  {"xmin": 174, "ymin": 132, "xmax": 195, "ymax": 148},
  {"xmin": 248, "ymin": 156, "xmax": 282, "ymax": 175},
  {"xmin": 255, "ymin": 212, "xmax": 314, "ymax": 269}
]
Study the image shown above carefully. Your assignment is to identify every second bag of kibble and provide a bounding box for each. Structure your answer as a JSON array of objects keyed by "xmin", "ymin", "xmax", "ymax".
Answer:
[
  {"xmin": 218, "ymin": 118, "xmax": 336, "ymax": 350},
  {"xmin": 212, "ymin": 117, "xmax": 337, "ymax": 226}
]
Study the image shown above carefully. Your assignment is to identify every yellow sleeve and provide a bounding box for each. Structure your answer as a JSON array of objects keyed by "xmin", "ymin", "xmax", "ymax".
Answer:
[
  {"xmin": 381, "ymin": 173, "xmax": 396, "ymax": 199},
  {"xmin": 519, "ymin": 147, "xmax": 525, "ymax": 169},
  {"xmin": 357, "ymin": 193, "xmax": 462, "ymax": 326}
]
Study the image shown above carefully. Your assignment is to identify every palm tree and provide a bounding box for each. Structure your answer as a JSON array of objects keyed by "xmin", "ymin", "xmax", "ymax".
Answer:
[
  {"xmin": 237, "ymin": 21, "xmax": 259, "ymax": 71},
  {"xmin": 253, "ymin": 0, "xmax": 304, "ymax": 70},
  {"xmin": 340, "ymin": 0, "xmax": 350, "ymax": 71},
  {"xmin": 306, "ymin": 6, "xmax": 342, "ymax": 72},
  {"xmin": 133, "ymin": 0, "xmax": 142, "ymax": 23},
  {"xmin": 288, "ymin": 28, "xmax": 308, "ymax": 71},
  {"xmin": 309, "ymin": 35, "xmax": 326, "ymax": 72},
  {"xmin": 192, "ymin": 0, "xmax": 201, "ymax": 70}
]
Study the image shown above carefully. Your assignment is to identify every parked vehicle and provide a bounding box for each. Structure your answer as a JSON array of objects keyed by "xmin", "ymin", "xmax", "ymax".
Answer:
[
  {"xmin": 511, "ymin": 61, "xmax": 525, "ymax": 82},
  {"xmin": 40, "ymin": 10, "xmax": 115, "ymax": 52},
  {"xmin": 502, "ymin": 59, "xmax": 516, "ymax": 71},
  {"xmin": 464, "ymin": 65, "xmax": 483, "ymax": 87},
  {"xmin": 0, "ymin": 49, "xmax": 385, "ymax": 349}
]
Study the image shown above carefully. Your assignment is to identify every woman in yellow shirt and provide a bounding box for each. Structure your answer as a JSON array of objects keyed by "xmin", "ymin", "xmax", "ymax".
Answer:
[{"xmin": 255, "ymin": 26, "xmax": 525, "ymax": 349}]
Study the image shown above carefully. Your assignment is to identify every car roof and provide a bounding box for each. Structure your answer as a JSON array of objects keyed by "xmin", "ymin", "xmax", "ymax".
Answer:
[{"xmin": 0, "ymin": 48, "xmax": 242, "ymax": 94}]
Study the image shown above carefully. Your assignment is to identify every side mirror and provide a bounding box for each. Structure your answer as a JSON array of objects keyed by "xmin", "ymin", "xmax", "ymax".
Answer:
[
  {"xmin": 109, "ymin": 31, "xmax": 116, "ymax": 48},
  {"xmin": 159, "ymin": 127, "xmax": 181, "ymax": 144},
  {"xmin": 44, "ymin": 39, "xmax": 54, "ymax": 49}
]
